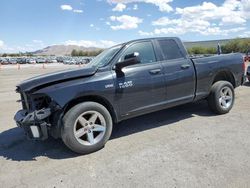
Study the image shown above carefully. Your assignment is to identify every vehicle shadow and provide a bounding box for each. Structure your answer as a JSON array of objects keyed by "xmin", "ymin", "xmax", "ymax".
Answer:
[
  {"xmin": 111, "ymin": 100, "xmax": 213, "ymax": 140},
  {"xmin": 244, "ymin": 81, "xmax": 250, "ymax": 87},
  {"xmin": 0, "ymin": 100, "xmax": 213, "ymax": 161},
  {"xmin": 0, "ymin": 128, "xmax": 78, "ymax": 161}
]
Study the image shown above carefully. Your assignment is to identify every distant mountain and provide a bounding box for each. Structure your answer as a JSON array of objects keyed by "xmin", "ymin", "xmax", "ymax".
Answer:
[{"xmin": 33, "ymin": 45, "xmax": 102, "ymax": 56}]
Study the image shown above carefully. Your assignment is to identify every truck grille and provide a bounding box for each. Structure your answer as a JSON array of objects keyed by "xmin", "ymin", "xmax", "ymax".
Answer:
[
  {"xmin": 16, "ymin": 87, "xmax": 51, "ymax": 111},
  {"xmin": 32, "ymin": 95, "xmax": 51, "ymax": 110}
]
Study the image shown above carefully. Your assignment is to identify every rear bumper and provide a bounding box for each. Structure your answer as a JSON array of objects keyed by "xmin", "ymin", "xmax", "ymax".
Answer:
[{"xmin": 14, "ymin": 108, "xmax": 51, "ymax": 140}]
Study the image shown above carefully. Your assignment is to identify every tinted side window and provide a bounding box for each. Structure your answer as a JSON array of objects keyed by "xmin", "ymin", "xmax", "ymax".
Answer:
[
  {"xmin": 119, "ymin": 41, "xmax": 156, "ymax": 64},
  {"xmin": 158, "ymin": 40, "xmax": 183, "ymax": 60}
]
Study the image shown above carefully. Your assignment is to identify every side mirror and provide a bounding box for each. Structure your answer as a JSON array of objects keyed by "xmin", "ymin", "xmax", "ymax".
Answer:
[{"xmin": 115, "ymin": 52, "xmax": 140, "ymax": 71}]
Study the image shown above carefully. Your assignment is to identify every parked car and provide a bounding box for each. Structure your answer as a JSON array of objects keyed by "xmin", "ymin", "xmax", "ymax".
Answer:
[
  {"xmin": 14, "ymin": 37, "xmax": 246, "ymax": 154},
  {"xmin": 36, "ymin": 58, "xmax": 46, "ymax": 64},
  {"xmin": 17, "ymin": 58, "xmax": 27, "ymax": 64},
  {"xmin": 56, "ymin": 56, "xmax": 64, "ymax": 63},
  {"xmin": 247, "ymin": 65, "xmax": 250, "ymax": 81},
  {"xmin": 62, "ymin": 59, "xmax": 71, "ymax": 64},
  {"xmin": 84, "ymin": 58, "xmax": 92, "ymax": 64},
  {"xmin": 8, "ymin": 58, "xmax": 17, "ymax": 64},
  {"xmin": 68, "ymin": 59, "xmax": 76, "ymax": 65},
  {"xmin": 0, "ymin": 58, "xmax": 8, "ymax": 65},
  {"xmin": 26, "ymin": 58, "xmax": 36, "ymax": 64},
  {"xmin": 0, "ymin": 58, "xmax": 9, "ymax": 65},
  {"xmin": 49, "ymin": 59, "xmax": 57, "ymax": 63}
]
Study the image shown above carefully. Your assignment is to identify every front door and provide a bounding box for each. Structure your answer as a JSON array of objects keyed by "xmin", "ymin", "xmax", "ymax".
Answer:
[{"xmin": 112, "ymin": 41, "xmax": 166, "ymax": 117}]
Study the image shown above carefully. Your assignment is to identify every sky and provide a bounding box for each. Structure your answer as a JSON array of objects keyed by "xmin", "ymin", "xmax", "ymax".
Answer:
[{"xmin": 0, "ymin": 0, "xmax": 250, "ymax": 52}]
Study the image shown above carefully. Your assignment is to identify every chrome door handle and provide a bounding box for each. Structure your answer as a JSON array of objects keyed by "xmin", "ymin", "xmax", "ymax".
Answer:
[
  {"xmin": 149, "ymin": 69, "xmax": 161, "ymax": 75},
  {"xmin": 181, "ymin": 64, "xmax": 191, "ymax": 69}
]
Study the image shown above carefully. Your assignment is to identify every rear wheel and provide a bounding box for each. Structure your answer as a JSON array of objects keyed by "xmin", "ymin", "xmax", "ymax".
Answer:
[
  {"xmin": 207, "ymin": 81, "xmax": 235, "ymax": 114},
  {"xmin": 62, "ymin": 102, "xmax": 113, "ymax": 154}
]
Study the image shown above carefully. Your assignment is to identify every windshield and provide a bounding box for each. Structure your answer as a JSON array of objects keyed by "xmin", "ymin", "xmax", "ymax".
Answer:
[{"xmin": 89, "ymin": 45, "xmax": 122, "ymax": 68}]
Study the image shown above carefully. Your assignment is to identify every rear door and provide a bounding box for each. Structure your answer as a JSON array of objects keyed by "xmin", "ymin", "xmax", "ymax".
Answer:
[
  {"xmin": 156, "ymin": 39, "xmax": 196, "ymax": 104},
  {"xmin": 112, "ymin": 40, "xmax": 166, "ymax": 117}
]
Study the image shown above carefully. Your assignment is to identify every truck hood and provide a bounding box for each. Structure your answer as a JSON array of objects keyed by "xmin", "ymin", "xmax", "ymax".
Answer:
[{"xmin": 17, "ymin": 65, "xmax": 98, "ymax": 92}]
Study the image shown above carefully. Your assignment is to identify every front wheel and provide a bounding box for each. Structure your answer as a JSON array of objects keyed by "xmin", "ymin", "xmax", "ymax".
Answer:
[
  {"xmin": 61, "ymin": 102, "xmax": 113, "ymax": 154},
  {"xmin": 207, "ymin": 81, "xmax": 235, "ymax": 114}
]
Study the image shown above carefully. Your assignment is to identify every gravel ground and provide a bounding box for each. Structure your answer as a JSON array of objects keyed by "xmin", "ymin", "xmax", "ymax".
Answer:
[{"xmin": 0, "ymin": 65, "xmax": 250, "ymax": 188}]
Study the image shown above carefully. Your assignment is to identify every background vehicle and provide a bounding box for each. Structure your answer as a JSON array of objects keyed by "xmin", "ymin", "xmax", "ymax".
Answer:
[
  {"xmin": 8, "ymin": 58, "xmax": 17, "ymax": 64},
  {"xmin": 48, "ymin": 58, "xmax": 57, "ymax": 63},
  {"xmin": 56, "ymin": 56, "xmax": 64, "ymax": 63},
  {"xmin": 0, "ymin": 58, "xmax": 4, "ymax": 64},
  {"xmin": 26, "ymin": 58, "xmax": 36, "ymax": 64},
  {"xmin": 17, "ymin": 58, "xmax": 26, "ymax": 64},
  {"xmin": 36, "ymin": 58, "xmax": 46, "ymax": 64},
  {"xmin": 247, "ymin": 66, "xmax": 250, "ymax": 81},
  {"xmin": 0, "ymin": 58, "xmax": 9, "ymax": 65},
  {"xmin": 244, "ymin": 52, "xmax": 250, "ymax": 62},
  {"xmin": 14, "ymin": 37, "xmax": 245, "ymax": 154}
]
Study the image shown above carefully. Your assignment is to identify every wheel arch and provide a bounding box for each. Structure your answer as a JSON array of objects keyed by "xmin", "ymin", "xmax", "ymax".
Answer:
[
  {"xmin": 212, "ymin": 70, "xmax": 236, "ymax": 88},
  {"xmin": 63, "ymin": 95, "xmax": 119, "ymax": 123}
]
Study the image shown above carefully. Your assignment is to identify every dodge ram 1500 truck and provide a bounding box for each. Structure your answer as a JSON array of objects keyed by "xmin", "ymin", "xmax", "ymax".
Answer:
[{"xmin": 14, "ymin": 37, "xmax": 246, "ymax": 154}]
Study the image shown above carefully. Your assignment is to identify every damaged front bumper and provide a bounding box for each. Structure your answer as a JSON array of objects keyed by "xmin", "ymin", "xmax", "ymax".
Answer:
[{"xmin": 14, "ymin": 108, "xmax": 51, "ymax": 140}]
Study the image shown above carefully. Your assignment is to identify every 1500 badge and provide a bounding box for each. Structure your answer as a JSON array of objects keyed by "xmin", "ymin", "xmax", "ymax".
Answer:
[{"xmin": 118, "ymin": 81, "xmax": 133, "ymax": 89}]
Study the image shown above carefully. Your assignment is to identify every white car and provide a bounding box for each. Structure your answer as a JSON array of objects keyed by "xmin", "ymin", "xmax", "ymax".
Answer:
[{"xmin": 26, "ymin": 59, "xmax": 36, "ymax": 64}]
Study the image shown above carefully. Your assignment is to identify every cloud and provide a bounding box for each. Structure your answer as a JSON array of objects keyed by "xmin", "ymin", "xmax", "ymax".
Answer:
[
  {"xmin": 242, "ymin": 0, "xmax": 250, "ymax": 14},
  {"xmin": 60, "ymin": 5, "xmax": 73, "ymax": 11},
  {"xmin": 152, "ymin": 16, "xmax": 212, "ymax": 34},
  {"xmin": 99, "ymin": 40, "xmax": 117, "ymax": 47},
  {"xmin": 112, "ymin": 3, "xmax": 126, "ymax": 12},
  {"xmin": 32, "ymin": 40, "xmax": 43, "ymax": 44},
  {"xmin": 140, "ymin": 15, "xmax": 246, "ymax": 36},
  {"xmin": 175, "ymin": 1, "xmax": 247, "ymax": 25},
  {"xmin": 110, "ymin": 15, "xmax": 142, "ymax": 30},
  {"xmin": 89, "ymin": 24, "xmax": 101, "ymax": 31},
  {"xmin": 153, "ymin": 27, "xmax": 186, "ymax": 35},
  {"xmin": 153, "ymin": 17, "xmax": 211, "ymax": 30},
  {"xmin": 107, "ymin": 0, "xmax": 173, "ymax": 12},
  {"xmin": 73, "ymin": 9, "xmax": 83, "ymax": 13},
  {"xmin": 64, "ymin": 40, "xmax": 117, "ymax": 48},
  {"xmin": 238, "ymin": 31, "xmax": 250, "ymax": 38},
  {"xmin": 0, "ymin": 40, "xmax": 4, "ymax": 48},
  {"xmin": 142, "ymin": 0, "xmax": 250, "ymax": 37},
  {"xmin": 234, "ymin": 0, "xmax": 250, "ymax": 22},
  {"xmin": 198, "ymin": 27, "xmax": 245, "ymax": 36},
  {"xmin": 133, "ymin": 4, "xmax": 138, "ymax": 10},
  {"xmin": 152, "ymin": 17, "xmax": 175, "ymax": 26},
  {"xmin": 0, "ymin": 40, "xmax": 20, "ymax": 52},
  {"xmin": 0, "ymin": 40, "xmax": 47, "ymax": 53},
  {"xmin": 60, "ymin": 4, "xmax": 83, "ymax": 13},
  {"xmin": 142, "ymin": 25, "xmax": 245, "ymax": 37},
  {"xmin": 138, "ymin": 30, "xmax": 154, "ymax": 36}
]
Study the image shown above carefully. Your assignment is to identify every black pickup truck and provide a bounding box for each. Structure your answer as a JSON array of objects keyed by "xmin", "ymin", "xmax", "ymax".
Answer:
[{"xmin": 14, "ymin": 37, "xmax": 246, "ymax": 154}]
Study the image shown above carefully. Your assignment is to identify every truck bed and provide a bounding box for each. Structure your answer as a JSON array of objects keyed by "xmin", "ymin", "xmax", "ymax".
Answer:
[{"xmin": 191, "ymin": 53, "xmax": 244, "ymax": 101}]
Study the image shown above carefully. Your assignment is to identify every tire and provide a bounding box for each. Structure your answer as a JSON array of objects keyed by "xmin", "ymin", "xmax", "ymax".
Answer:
[
  {"xmin": 61, "ymin": 102, "xmax": 113, "ymax": 154},
  {"xmin": 207, "ymin": 81, "xmax": 235, "ymax": 114}
]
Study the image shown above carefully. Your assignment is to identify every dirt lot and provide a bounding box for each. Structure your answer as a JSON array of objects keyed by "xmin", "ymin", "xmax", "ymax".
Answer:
[{"xmin": 0, "ymin": 65, "xmax": 250, "ymax": 188}]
